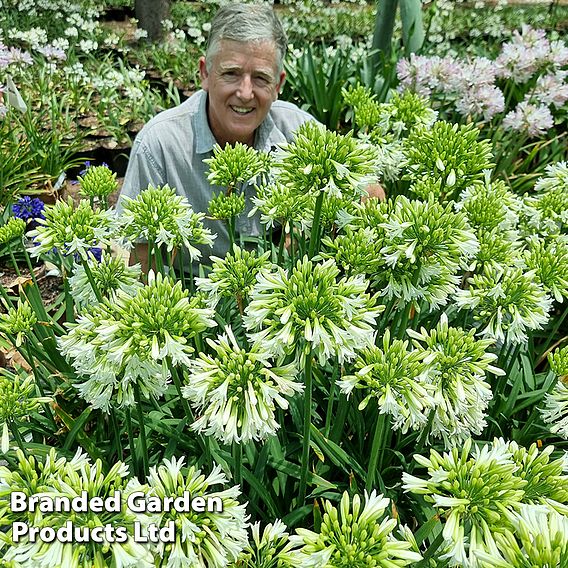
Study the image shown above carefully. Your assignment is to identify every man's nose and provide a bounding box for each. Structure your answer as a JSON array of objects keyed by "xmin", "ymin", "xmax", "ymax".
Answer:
[{"xmin": 236, "ymin": 75, "xmax": 254, "ymax": 101}]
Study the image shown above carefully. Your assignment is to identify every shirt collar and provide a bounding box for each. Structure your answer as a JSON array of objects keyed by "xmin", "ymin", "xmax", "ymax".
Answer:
[{"xmin": 194, "ymin": 90, "xmax": 288, "ymax": 154}]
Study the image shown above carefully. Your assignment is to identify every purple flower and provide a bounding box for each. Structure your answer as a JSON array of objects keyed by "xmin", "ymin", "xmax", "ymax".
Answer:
[
  {"xmin": 12, "ymin": 196, "xmax": 45, "ymax": 221},
  {"xmin": 78, "ymin": 161, "xmax": 92, "ymax": 177},
  {"xmin": 74, "ymin": 247, "xmax": 103, "ymax": 263}
]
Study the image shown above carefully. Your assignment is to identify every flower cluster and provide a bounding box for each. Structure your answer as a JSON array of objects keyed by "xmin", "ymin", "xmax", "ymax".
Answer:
[
  {"xmin": 292, "ymin": 491, "xmax": 422, "ymax": 567},
  {"xmin": 127, "ymin": 457, "xmax": 248, "ymax": 567},
  {"xmin": 69, "ymin": 251, "xmax": 143, "ymax": 310},
  {"xmin": 0, "ymin": 298, "xmax": 38, "ymax": 347},
  {"xmin": 208, "ymin": 191, "xmax": 245, "ymax": 221},
  {"xmin": 0, "ymin": 217, "xmax": 26, "ymax": 245},
  {"xmin": 59, "ymin": 272, "xmax": 216, "ymax": 411},
  {"xmin": 541, "ymin": 345, "xmax": 568, "ymax": 439},
  {"xmin": 204, "ymin": 142, "xmax": 269, "ymax": 189},
  {"xmin": 118, "ymin": 184, "xmax": 215, "ymax": 260},
  {"xmin": 28, "ymin": 198, "xmax": 114, "ymax": 260},
  {"xmin": 195, "ymin": 245, "xmax": 273, "ymax": 310},
  {"xmin": 12, "ymin": 196, "xmax": 45, "ymax": 222},
  {"xmin": 244, "ymin": 257, "xmax": 382, "ymax": 365},
  {"xmin": 183, "ymin": 327, "xmax": 302, "ymax": 444},
  {"xmin": 78, "ymin": 163, "xmax": 119, "ymax": 201},
  {"xmin": 404, "ymin": 121, "xmax": 494, "ymax": 200}
]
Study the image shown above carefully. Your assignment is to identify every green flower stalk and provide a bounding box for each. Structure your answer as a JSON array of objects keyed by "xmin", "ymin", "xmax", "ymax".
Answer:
[
  {"xmin": 407, "ymin": 313, "xmax": 501, "ymax": 445},
  {"xmin": 204, "ymin": 142, "xmax": 269, "ymax": 191},
  {"xmin": 338, "ymin": 329, "xmax": 433, "ymax": 433},
  {"xmin": 541, "ymin": 345, "xmax": 568, "ymax": 439},
  {"xmin": 69, "ymin": 251, "xmax": 143, "ymax": 311},
  {"xmin": 404, "ymin": 121, "xmax": 494, "ymax": 200},
  {"xmin": 292, "ymin": 491, "xmax": 422, "ymax": 567},
  {"xmin": 0, "ymin": 370, "xmax": 51, "ymax": 453},
  {"xmin": 182, "ymin": 327, "xmax": 302, "ymax": 444},
  {"xmin": 236, "ymin": 520, "xmax": 300, "ymax": 568},
  {"xmin": 244, "ymin": 257, "xmax": 383, "ymax": 365},
  {"xmin": 127, "ymin": 457, "xmax": 248, "ymax": 567},
  {"xmin": 384, "ymin": 90, "xmax": 438, "ymax": 136},
  {"xmin": 470, "ymin": 227, "xmax": 523, "ymax": 272},
  {"xmin": 118, "ymin": 184, "xmax": 215, "ymax": 260},
  {"xmin": 476, "ymin": 505, "xmax": 568, "ymax": 568},
  {"xmin": 0, "ymin": 451, "xmax": 152, "ymax": 568},
  {"xmin": 403, "ymin": 439, "xmax": 526, "ymax": 566},
  {"xmin": 342, "ymin": 84, "xmax": 382, "ymax": 132},
  {"xmin": 59, "ymin": 271, "xmax": 216, "ymax": 411},
  {"xmin": 0, "ymin": 298, "xmax": 37, "ymax": 347},
  {"xmin": 28, "ymin": 198, "xmax": 114, "ymax": 260},
  {"xmin": 195, "ymin": 245, "xmax": 273, "ymax": 310},
  {"xmin": 523, "ymin": 237, "xmax": 568, "ymax": 302},
  {"xmin": 78, "ymin": 164, "xmax": 119, "ymax": 202},
  {"xmin": 0, "ymin": 217, "xmax": 26, "ymax": 245},
  {"xmin": 455, "ymin": 265, "xmax": 552, "ymax": 344}
]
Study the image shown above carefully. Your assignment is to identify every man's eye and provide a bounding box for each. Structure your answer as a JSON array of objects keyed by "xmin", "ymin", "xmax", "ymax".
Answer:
[{"xmin": 255, "ymin": 76, "xmax": 270, "ymax": 85}]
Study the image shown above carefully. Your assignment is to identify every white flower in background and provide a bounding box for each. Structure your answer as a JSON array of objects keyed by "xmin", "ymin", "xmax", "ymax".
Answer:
[
  {"xmin": 503, "ymin": 101, "xmax": 554, "ymax": 138},
  {"xmin": 182, "ymin": 327, "xmax": 302, "ymax": 444}
]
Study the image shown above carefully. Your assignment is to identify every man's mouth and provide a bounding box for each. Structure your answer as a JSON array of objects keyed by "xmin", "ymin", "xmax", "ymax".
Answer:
[{"xmin": 231, "ymin": 106, "xmax": 254, "ymax": 115}]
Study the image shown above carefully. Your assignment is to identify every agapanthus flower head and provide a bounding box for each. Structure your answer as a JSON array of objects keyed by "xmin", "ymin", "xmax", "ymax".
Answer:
[
  {"xmin": 320, "ymin": 226, "xmax": 382, "ymax": 278},
  {"xmin": 456, "ymin": 173, "xmax": 521, "ymax": 232},
  {"xmin": 533, "ymin": 70, "xmax": 568, "ymax": 108},
  {"xmin": 404, "ymin": 121, "xmax": 494, "ymax": 200},
  {"xmin": 397, "ymin": 53, "xmax": 460, "ymax": 97},
  {"xmin": 455, "ymin": 265, "xmax": 552, "ymax": 344},
  {"xmin": 523, "ymin": 237, "xmax": 568, "ymax": 302},
  {"xmin": 373, "ymin": 195, "xmax": 478, "ymax": 309},
  {"xmin": 78, "ymin": 163, "xmax": 119, "ymax": 200},
  {"xmin": 195, "ymin": 245, "xmax": 272, "ymax": 310},
  {"xmin": 274, "ymin": 121, "xmax": 379, "ymax": 200},
  {"xmin": 0, "ymin": 452, "xmax": 153, "ymax": 568},
  {"xmin": 0, "ymin": 370, "xmax": 51, "ymax": 453},
  {"xmin": 244, "ymin": 257, "xmax": 382, "ymax": 365},
  {"xmin": 59, "ymin": 271, "xmax": 216, "ymax": 410},
  {"xmin": 0, "ymin": 298, "xmax": 37, "ymax": 347},
  {"xmin": 455, "ymin": 84, "xmax": 505, "ymax": 121},
  {"xmin": 502, "ymin": 101, "xmax": 554, "ymax": 138},
  {"xmin": 468, "ymin": 227, "xmax": 523, "ymax": 273},
  {"xmin": 534, "ymin": 161, "xmax": 568, "ymax": 194},
  {"xmin": 204, "ymin": 142, "xmax": 269, "ymax": 189},
  {"xmin": 28, "ymin": 197, "xmax": 114, "ymax": 260},
  {"xmin": 381, "ymin": 89, "xmax": 438, "ymax": 137},
  {"xmin": 118, "ymin": 184, "xmax": 215, "ymax": 260},
  {"xmin": 403, "ymin": 439, "xmax": 526, "ymax": 566},
  {"xmin": 338, "ymin": 329, "xmax": 433, "ymax": 433},
  {"xmin": 0, "ymin": 217, "xmax": 26, "ymax": 245},
  {"xmin": 476, "ymin": 505, "xmax": 568, "ymax": 568},
  {"xmin": 541, "ymin": 345, "xmax": 568, "ymax": 440},
  {"xmin": 407, "ymin": 314, "xmax": 500, "ymax": 445},
  {"xmin": 492, "ymin": 439, "xmax": 568, "ymax": 514},
  {"xmin": 342, "ymin": 83, "xmax": 381, "ymax": 131},
  {"xmin": 127, "ymin": 457, "xmax": 248, "ymax": 567},
  {"xmin": 250, "ymin": 180, "xmax": 314, "ymax": 234},
  {"xmin": 208, "ymin": 191, "xmax": 245, "ymax": 220},
  {"xmin": 69, "ymin": 251, "xmax": 143, "ymax": 310},
  {"xmin": 12, "ymin": 196, "xmax": 45, "ymax": 222},
  {"xmin": 236, "ymin": 520, "xmax": 300, "ymax": 568},
  {"xmin": 292, "ymin": 491, "xmax": 422, "ymax": 567},
  {"xmin": 182, "ymin": 326, "xmax": 302, "ymax": 444}
]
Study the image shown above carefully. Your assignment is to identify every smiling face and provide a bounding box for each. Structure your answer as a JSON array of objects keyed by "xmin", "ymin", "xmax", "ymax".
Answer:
[{"xmin": 199, "ymin": 39, "xmax": 286, "ymax": 147}]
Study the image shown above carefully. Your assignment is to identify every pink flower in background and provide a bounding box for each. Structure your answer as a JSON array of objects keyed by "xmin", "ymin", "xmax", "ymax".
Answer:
[
  {"xmin": 397, "ymin": 54, "xmax": 460, "ymax": 97},
  {"xmin": 456, "ymin": 84, "xmax": 505, "ymax": 120},
  {"xmin": 549, "ymin": 39, "xmax": 568, "ymax": 67},
  {"xmin": 533, "ymin": 71, "xmax": 568, "ymax": 108},
  {"xmin": 503, "ymin": 101, "xmax": 554, "ymax": 137}
]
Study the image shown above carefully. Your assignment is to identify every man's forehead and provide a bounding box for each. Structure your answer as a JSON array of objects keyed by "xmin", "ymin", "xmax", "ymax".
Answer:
[{"xmin": 209, "ymin": 39, "xmax": 279, "ymax": 69}]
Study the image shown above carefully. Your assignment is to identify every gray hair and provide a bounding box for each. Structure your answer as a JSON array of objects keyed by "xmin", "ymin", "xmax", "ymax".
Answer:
[{"xmin": 206, "ymin": 4, "xmax": 287, "ymax": 74}]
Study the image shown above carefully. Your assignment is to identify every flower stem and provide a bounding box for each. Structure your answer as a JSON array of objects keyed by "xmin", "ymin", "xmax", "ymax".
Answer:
[
  {"xmin": 308, "ymin": 192, "xmax": 325, "ymax": 258},
  {"xmin": 10, "ymin": 421, "xmax": 27, "ymax": 456},
  {"xmin": 232, "ymin": 442, "xmax": 243, "ymax": 487},
  {"xmin": 133, "ymin": 384, "xmax": 149, "ymax": 478},
  {"xmin": 110, "ymin": 407, "xmax": 123, "ymax": 461},
  {"xmin": 81, "ymin": 258, "xmax": 103, "ymax": 303},
  {"xmin": 125, "ymin": 407, "xmax": 140, "ymax": 480},
  {"xmin": 366, "ymin": 411, "xmax": 390, "ymax": 491},
  {"xmin": 298, "ymin": 349, "xmax": 313, "ymax": 506}
]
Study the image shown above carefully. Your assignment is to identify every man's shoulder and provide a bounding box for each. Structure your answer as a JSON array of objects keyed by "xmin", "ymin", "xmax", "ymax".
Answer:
[
  {"xmin": 269, "ymin": 99, "xmax": 316, "ymax": 132},
  {"xmin": 135, "ymin": 91, "xmax": 205, "ymax": 145}
]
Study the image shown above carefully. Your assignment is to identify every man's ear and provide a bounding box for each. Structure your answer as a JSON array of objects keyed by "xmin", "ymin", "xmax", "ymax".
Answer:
[
  {"xmin": 274, "ymin": 70, "xmax": 286, "ymax": 100},
  {"xmin": 199, "ymin": 56, "xmax": 209, "ymax": 91}
]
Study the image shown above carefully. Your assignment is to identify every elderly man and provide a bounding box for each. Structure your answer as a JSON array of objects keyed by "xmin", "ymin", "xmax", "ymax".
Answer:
[{"xmin": 117, "ymin": 4, "xmax": 315, "ymax": 267}]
